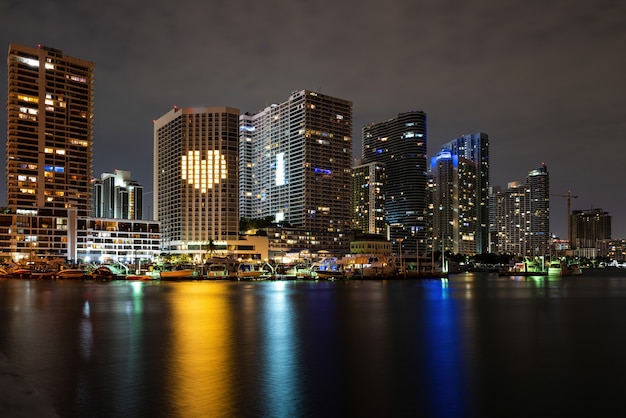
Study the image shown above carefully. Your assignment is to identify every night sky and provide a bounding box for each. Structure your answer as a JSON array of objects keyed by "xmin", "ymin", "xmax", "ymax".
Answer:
[{"xmin": 2, "ymin": 0, "xmax": 625, "ymax": 239}]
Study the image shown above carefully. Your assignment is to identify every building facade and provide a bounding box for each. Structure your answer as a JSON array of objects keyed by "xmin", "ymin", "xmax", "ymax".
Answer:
[
  {"xmin": 0, "ymin": 212, "xmax": 160, "ymax": 264},
  {"xmin": 154, "ymin": 106, "xmax": 240, "ymax": 256},
  {"xmin": 440, "ymin": 132, "xmax": 489, "ymax": 253},
  {"xmin": 493, "ymin": 164, "xmax": 550, "ymax": 256},
  {"xmin": 91, "ymin": 169, "xmax": 143, "ymax": 219},
  {"xmin": 362, "ymin": 111, "xmax": 428, "ymax": 255},
  {"xmin": 351, "ymin": 162, "xmax": 386, "ymax": 236},
  {"xmin": 570, "ymin": 208, "xmax": 611, "ymax": 251},
  {"xmin": 239, "ymin": 90, "xmax": 353, "ymax": 254},
  {"xmin": 527, "ymin": 164, "xmax": 550, "ymax": 255},
  {"xmin": 7, "ymin": 43, "xmax": 94, "ymax": 217},
  {"xmin": 429, "ymin": 150, "xmax": 478, "ymax": 255}
]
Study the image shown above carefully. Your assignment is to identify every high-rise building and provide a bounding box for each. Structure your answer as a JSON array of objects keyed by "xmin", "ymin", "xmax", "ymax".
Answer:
[
  {"xmin": 239, "ymin": 90, "xmax": 353, "ymax": 254},
  {"xmin": 527, "ymin": 164, "xmax": 550, "ymax": 255},
  {"xmin": 351, "ymin": 162, "xmax": 386, "ymax": 235},
  {"xmin": 362, "ymin": 111, "xmax": 428, "ymax": 254},
  {"xmin": 493, "ymin": 164, "xmax": 550, "ymax": 256},
  {"xmin": 570, "ymin": 208, "xmax": 611, "ymax": 250},
  {"xmin": 91, "ymin": 169, "xmax": 143, "ymax": 219},
  {"xmin": 154, "ymin": 106, "xmax": 240, "ymax": 255},
  {"xmin": 494, "ymin": 181, "xmax": 529, "ymax": 255},
  {"xmin": 6, "ymin": 43, "xmax": 94, "ymax": 216},
  {"xmin": 430, "ymin": 150, "xmax": 477, "ymax": 255},
  {"xmin": 440, "ymin": 132, "xmax": 489, "ymax": 253}
]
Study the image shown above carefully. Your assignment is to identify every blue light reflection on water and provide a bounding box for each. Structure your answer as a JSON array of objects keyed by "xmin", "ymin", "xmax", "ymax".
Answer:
[{"xmin": 418, "ymin": 279, "xmax": 469, "ymax": 417}]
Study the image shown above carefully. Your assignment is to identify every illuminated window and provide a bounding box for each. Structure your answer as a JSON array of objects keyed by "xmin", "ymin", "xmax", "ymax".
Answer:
[
  {"xmin": 17, "ymin": 57, "xmax": 39, "ymax": 67},
  {"xmin": 181, "ymin": 150, "xmax": 228, "ymax": 192},
  {"xmin": 18, "ymin": 94, "xmax": 38, "ymax": 103}
]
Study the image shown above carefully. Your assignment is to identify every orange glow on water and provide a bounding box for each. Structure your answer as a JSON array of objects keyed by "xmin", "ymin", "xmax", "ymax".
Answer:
[{"xmin": 168, "ymin": 283, "xmax": 235, "ymax": 417}]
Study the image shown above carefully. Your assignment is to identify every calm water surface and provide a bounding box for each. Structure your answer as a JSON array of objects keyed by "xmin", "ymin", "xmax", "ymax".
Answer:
[{"xmin": 2, "ymin": 271, "xmax": 626, "ymax": 417}]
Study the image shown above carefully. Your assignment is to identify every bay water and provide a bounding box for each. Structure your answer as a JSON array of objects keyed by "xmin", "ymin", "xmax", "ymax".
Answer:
[{"xmin": 2, "ymin": 270, "xmax": 626, "ymax": 417}]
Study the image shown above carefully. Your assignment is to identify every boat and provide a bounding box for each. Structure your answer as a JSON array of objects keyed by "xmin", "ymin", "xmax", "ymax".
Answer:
[
  {"xmin": 272, "ymin": 263, "xmax": 310, "ymax": 280},
  {"xmin": 206, "ymin": 263, "xmax": 231, "ymax": 279},
  {"xmin": 9, "ymin": 267, "xmax": 33, "ymax": 279},
  {"xmin": 547, "ymin": 260, "xmax": 574, "ymax": 277},
  {"xmin": 310, "ymin": 257, "xmax": 345, "ymax": 279},
  {"xmin": 125, "ymin": 274, "xmax": 156, "ymax": 281},
  {"xmin": 55, "ymin": 269, "xmax": 88, "ymax": 280},
  {"xmin": 89, "ymin": 266, "xmax": 117, "ymax": 280},
  {"xmin": 160, "ymin": 265, "xmax": 198, "ymax": 280},
  {"xmin": 237, "ymin": 261, "xmax": 267, "ymax": 280},
  {"xmin": 568, "ymin": 263, "xmax": 582, "ymax": 275}
]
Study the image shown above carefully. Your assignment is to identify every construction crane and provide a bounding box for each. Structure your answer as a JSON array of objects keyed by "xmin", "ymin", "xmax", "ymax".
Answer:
[{"xmin": 551, "ymin": 191, "xmax": 579, "ymax": 245}]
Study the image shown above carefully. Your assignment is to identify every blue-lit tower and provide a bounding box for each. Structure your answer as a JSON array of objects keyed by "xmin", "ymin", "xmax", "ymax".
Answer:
[
  {"xmin": 440, "ymin": 132, "xmax": 489, "ymax": 254},
  {"xmin": 430, "ymin": 151, "xmax": 478, "ymax": 255}
]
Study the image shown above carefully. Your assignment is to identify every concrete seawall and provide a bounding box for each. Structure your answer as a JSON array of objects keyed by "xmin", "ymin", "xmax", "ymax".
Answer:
[{"xmin": 0, "ymin": 352, "xmax": 59, "ymax": 418}]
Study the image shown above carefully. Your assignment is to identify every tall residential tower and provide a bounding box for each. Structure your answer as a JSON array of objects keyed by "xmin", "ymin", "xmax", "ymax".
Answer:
[
  {"xmin": 362, "ymin": 111, "xmax": 428, "ymax": 254},
  {"xmin": 440, "ymin": 132, "xmax": 489, "ymax": 254},
  {"xmin": 494, "ymin": 164, "xmax": 550, "ymax": 256},
  {"xmin": 7, "ymin": 43, "xmax": 94, "ymax": 216},
  {"xmin": 239, "ymin": 90, "xmax": 353, "ymax": 254}
]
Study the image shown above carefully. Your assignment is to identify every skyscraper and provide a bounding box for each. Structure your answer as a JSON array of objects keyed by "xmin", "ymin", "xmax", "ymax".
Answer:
[
  {"xmin": 430, "ymin": 150, "xmax": 478, "ymax": 255},
  {"xmin": 7, "ymin": 43, "xmax": 94, "ymax": 216},
  {"xmin": 351, "ymin": 162, "xmax": 386, "ymax": 235},
  {"xmin": 527, "ymin": 164, "xmax": 550, "ymax": 255},
  {"xmin": 494, "ymin": 164, "xmax": 550, "ymax": 256},
  {"xmin": 239, "ymin": 90, "xmax": 353, "ymax": 253},
  {"xmin": 91, "ymin": 169, "xmax": 143, "ymax": 219},
  {"xmin": 362, "ymin": 111, "xmax": 428, "ymax": 254},
  {"xmin": 440, "ymin": 132, "xmax": 489, "ymax": 253},
  {"xmin": 154, "ymin": 106, "xmax": 240, "ymax": 255}
]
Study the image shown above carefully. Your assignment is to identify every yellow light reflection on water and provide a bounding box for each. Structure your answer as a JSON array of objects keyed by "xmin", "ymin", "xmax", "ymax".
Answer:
[{"xmin": 169, "ymin": 283, "xmax": 234, "ymax": 417}]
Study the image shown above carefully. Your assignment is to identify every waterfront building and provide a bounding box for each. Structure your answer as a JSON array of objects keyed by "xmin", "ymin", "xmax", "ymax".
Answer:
[
  {"xmin": 349, "ymin": 232, "xmax": 392, "ymax": 255},
  {"xmin": 440, "ymin": 132, "xmax": 489, "ymax": 253},
  {"xmin": 603, "ymin": 239, "xmax": 626, "ymax": 262},
  {"xmin": 493, "ymin": 164, "xmax": 550, "ymax": 256},
  {"xmin": 0, "ymin": 211, "xmax": 160, "ymax": 264},
  {"xmin": 494, "ymin": 181, "xmax": 529, "ymax": 255},
  {"xmin": 527, "ymin": 164, "xmax": 550, "ymax": 255},
  {"xmin": 91, "ymin": 169, "xmax": 143, "ymax": 219},
  {"xmin": 429, "ymin": 150, "xmax": 477, "ymax": 255},
  {"xmin": 7, "ymin": 43, "xmax": 94, "ymax": 217},
  {"xmin": 570, "ymin": 208, "xmax": 611, "ymax": 255},
  {"xmin": 351, "ymin": 162, "xmax": 387, "ymax": 236},
  {"xmin": 239, "ymin": 90, "xmax": 353, "ymax": 254},
  {"xmin": 153, "ymin": 106, "xmax": 240, "ymax": 258},
  {"xmin": 362, "ymin": 111, "xmax": 428, "ymax": 255}
]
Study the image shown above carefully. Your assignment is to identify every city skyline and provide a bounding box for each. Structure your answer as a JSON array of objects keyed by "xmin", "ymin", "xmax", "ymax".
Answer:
[{"xmin": 1, "ymin": 1, "xmax": 625, "ymax": 239}]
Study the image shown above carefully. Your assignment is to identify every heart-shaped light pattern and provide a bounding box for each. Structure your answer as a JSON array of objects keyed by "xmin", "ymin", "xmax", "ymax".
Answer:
[{"xmin": 181, "ymin": 150, "xmax": 227, "ymax": 192}]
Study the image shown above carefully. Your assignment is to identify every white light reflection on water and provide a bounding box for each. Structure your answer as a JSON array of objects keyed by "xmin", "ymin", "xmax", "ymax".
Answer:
[{"xmin": 260, "ymin": 281, "xmax": 302, "ymax": 417}]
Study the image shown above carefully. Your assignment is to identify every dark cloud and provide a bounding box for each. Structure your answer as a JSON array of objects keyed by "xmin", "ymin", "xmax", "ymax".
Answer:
[{"xmin": 1, "ymin": 0, "xmax": 625, "ymax": 237}]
